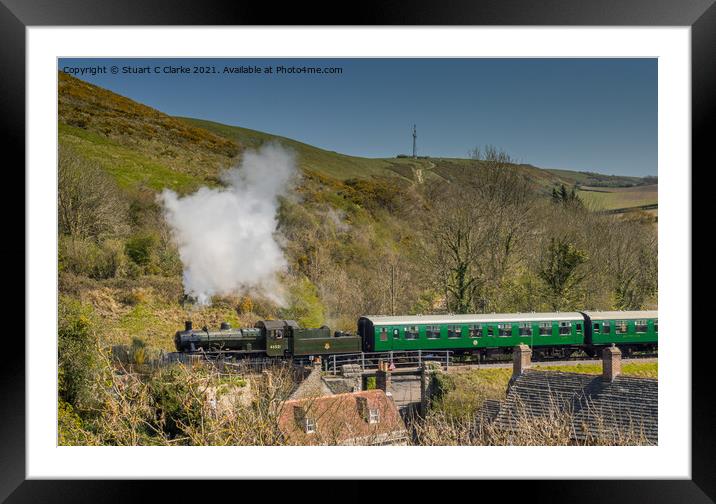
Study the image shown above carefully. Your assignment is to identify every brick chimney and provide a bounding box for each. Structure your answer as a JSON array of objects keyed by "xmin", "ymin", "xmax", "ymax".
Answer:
[
  {"xmin": 513, "ymin": 343, "xmax": 532, "ymax": 377},
  {"xmin": 602, "ymin": 344, "xmax": 622, "ymax": 382},
  {"xmin": 376, "ymin": 360, "xmax": 391, "ymax": 392}
]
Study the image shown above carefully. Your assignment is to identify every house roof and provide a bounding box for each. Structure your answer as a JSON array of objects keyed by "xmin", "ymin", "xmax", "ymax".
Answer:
[
  {"xmin": 492, "ymin": 370, "xmax": 657, "ymax": 444},
  {"xmin": 278, "ymin": 389, "xmax": 408, "ymax": 446}
]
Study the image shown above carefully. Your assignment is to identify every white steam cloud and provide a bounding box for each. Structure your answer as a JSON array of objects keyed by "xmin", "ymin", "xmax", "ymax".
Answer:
[{"xmin": 159, "ymin": 143, "xmax": 296, "ymax": 305}]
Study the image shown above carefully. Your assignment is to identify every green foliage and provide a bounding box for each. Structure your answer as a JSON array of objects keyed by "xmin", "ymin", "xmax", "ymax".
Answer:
[
  {"xmin": 125, "ymin": 232, "xmax": 158, "ymax": 267},
  {"xmin": 58, "ymin": 296, "xmax": 106, "ymax": 413},
  {"xmin": 146, "ymin": 366, "xmax": 205, "ymax": 438},
  {"xmin": 280, "ymin": 277, "xmax": 326, "ymax": 328},
  {"xmin": 552, "ymin": 184, "xmax": 582, "ymax": 206},
  {"xmin": 431, "ymin": 369, "xmax": 512, "ymax": 420},
  {"xmin": 538, "ymin": 237, "xmax": 588, "ymax": 310},
  {"xmin": 58, "ymin": 399, "xmax": 97, "ymax": 445}
]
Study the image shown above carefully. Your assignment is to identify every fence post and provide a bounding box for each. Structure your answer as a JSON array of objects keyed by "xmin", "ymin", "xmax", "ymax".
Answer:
[
  {"xmin": 390, "ymin": 350, "xmax": 393, "ymax": 366},
  {"xmin": 332, "ymin": 354, "xmax": 336, "ymax": 376},
  {"xmin": 418, "ymin": 349, "xmax": 422, "ymax": 367},
  {"xmin": 361, "ymin": 353, "xmax": 365, "ymax": 371}
]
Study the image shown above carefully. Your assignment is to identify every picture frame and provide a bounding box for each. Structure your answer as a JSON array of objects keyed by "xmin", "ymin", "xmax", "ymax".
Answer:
[{"xmin": 9, "ymin": 0, "xmax": 709, "ymax": 500}]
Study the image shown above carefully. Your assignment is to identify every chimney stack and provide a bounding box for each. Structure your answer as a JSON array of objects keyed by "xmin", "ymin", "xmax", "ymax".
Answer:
[
  {"xmin": 185, "ymin": 320, "xmax": 193, "ymax": 331},
  {"xmin": 602, "ymin": 344, "xmax": 622, "ymax": 382},
  {"xmin": 376, "ymin": 360, "xmax": 391, "ymax": 392},
  {"xmin": 513, "ymin": 343, "xmax": 532, "ymax": 377}
]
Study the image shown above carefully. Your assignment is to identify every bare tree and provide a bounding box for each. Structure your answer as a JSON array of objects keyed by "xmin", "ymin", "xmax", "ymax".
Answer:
[
  {"xmin": 58, "ymin": 145, "xmax": 128, "ymax": 240},
  {"xmin": 607, "ymin": 220, "xmax": 658, "ymax": 309}
]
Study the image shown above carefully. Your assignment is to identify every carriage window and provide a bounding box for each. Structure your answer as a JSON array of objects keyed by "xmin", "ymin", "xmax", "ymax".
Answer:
[
  {"xmin": 498, "ymin": 323, "xmax": 511, "ymax": 337},
  {"xmin": 519, "ymin": 323, "xmax": 532, "ymax": 336},
  {"xmin": 601, "ymin": 322, "xmax": 611, "ymax": 334},
  {"xmin": 426, "ymin": 325, "xmax": 441, "ymax": 339},
  {"xmin": 576, "ymin": 323, "xmax": 582, "ymax": 332},
  {"xmin": 654, "ymin": 320, "xmax": 658, "ymax": 332},
  {"xmin": 615, "ymin": 320, "xmax": 628, "ymax": 334},
  {"xmin": 469, "ymin": 324, "xmax": 483, "ymax": 338},
  {"xmin": 559, "ymin": 322, "xmax": 572, "ymax": 335},
  {"xmin": 635, "ymin": 320, "xmax": 648, "ymax": 333},
  {"xmin": 404, "ymin": 326, "xmax": 419, "ymax": 340},
  {"xmin": 380, "ymin": 328, "xmax": 388, "ymax": 341},
  {"xmin": 393, "ymin": 328, "xmax": 400, "ymax": 339},
  {"xmin": 539, "ymin": 322, "xmax": 552, "ymax": 336},
  {"xmin": 447, "ymin": 325, "xmax": 462, "ymax": 338},
  {"xmin": 487, "ymin": 326, "xmax": 495, "ymax": 337},
  {"xmin": 593, "ymin": 323, "xmax": 600, "ymax": 333}
]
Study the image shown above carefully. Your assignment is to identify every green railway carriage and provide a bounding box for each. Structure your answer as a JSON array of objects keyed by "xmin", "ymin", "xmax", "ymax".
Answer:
[
  {"xmin": 581, "ymin": 310, "xmax": 658, "ymax": 353},
  {"xmin": 358, "ymin": 312, "xmax": 587, "ymax": 356}
]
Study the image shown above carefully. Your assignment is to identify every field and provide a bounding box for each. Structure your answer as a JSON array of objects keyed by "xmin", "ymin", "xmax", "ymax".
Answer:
[{"xmin": 577, "ymin": 184, "xmax": 658, "ymax": 211}]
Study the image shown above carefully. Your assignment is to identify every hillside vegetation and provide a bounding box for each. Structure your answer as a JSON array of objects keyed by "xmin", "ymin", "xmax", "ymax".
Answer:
[{"xmin": 58, "ymin": 71, "xmax": 658, "ymax": 351}]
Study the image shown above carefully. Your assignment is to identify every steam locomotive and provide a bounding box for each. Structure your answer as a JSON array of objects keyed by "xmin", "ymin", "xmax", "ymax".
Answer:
[{"xmin": 174, "ymin": 310, "xmax": 658, "ymax": 359}]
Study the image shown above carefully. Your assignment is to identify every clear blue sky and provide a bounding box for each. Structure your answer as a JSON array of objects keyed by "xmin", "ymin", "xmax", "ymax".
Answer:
[{"xmin": 59, "ymin": 58, "xmax": 657, "ymax": 177}]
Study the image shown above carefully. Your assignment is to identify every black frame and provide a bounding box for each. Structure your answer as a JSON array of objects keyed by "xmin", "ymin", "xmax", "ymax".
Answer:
[{"xmin": 8, "ymin": 0, "xmax": 709, "ymax": 501}]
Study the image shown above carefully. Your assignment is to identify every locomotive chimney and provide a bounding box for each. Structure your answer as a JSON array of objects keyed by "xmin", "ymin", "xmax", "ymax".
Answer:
[{"xmin": 185, "ymin": 320, "xmax": 193, "ymax": 331}]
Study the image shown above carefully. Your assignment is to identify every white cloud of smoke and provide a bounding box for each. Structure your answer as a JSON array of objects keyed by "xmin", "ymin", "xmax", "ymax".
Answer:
[{"xmin": 159, "ymin": 143, "xmax": 297, "ymax": 305}]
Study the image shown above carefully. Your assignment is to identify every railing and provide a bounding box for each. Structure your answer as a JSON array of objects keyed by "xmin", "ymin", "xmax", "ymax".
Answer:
[{"xmin": 323, "ymin": 350, "xmax": 452, "ymax": 375}]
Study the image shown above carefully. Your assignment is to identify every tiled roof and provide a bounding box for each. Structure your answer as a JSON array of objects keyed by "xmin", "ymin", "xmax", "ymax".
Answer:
[
  {"xmin": 278, "ymin": 389, "xmax": 408, "ymax": 445},
  {"xmin": 492, "ymin": 370, "xmax": 657, "ymax": 444}
]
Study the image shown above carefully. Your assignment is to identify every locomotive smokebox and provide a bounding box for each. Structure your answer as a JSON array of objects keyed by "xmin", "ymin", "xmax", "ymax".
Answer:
[{"xmin": 185, "ymin": 320, "xmax": 193, "ymax": 331}]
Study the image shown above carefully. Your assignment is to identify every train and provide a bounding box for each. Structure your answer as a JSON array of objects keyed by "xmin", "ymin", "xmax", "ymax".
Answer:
[{"xmin": 174, "ymin": 310, "xmax": 657, "ymax": 360}]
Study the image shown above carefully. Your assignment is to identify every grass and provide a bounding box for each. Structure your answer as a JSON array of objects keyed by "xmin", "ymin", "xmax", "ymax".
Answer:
[
  {"xmin": 577, "ymin": 184, "xmax": 658, "ymax": 210},
  {"xmin": 60, "ymin": 123, "xmax": 202, "ymax": 192},
  {"xmin": 534, "ymin": 361, "xmax": 657, "ymax": 378}
]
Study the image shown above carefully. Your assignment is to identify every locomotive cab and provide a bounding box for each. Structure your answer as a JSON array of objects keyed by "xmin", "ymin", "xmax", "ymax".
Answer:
[{"xmin": 256, "ymin": 319, "xmax": 299, "ymax": 357}]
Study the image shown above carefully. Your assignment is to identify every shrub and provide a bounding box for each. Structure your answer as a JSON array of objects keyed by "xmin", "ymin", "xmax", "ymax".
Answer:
[
  {"xmin": 58, "ymin": 296, "xmax": 106, "ymax": 413},
  {"xmin": 280, "ymin": 277, "xmax": 325, "ymax": 328},
  {"xmin": 125, "ymin": 232, "xmax": 158, "ymax": 267},
  {"xmin": 59, "ymin": 236, "xmax": 127, "ymax": 280}
]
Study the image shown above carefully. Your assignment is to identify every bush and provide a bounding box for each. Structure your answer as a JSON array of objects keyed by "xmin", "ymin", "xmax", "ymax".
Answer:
[
  {"xmin": 59, "ymin": 236, "xmax": 127, "ymax": 279},
  {"xmin": 125, "ymin": 232, "xmax": 158, "ymax": 267},
  {"xmin": 58, "ymin": 296, "xmax": 106, "ymax": 413},
  {"xmin": 280, "ymin": 277, "xmax": 325, "ymax": 328},
  {"xmin": 58, "ymin": 399, "xmax": 98, "ymax": 445}
]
